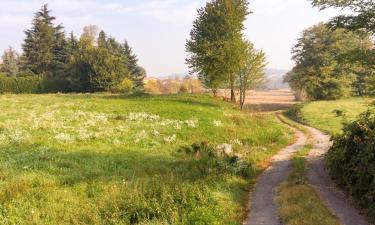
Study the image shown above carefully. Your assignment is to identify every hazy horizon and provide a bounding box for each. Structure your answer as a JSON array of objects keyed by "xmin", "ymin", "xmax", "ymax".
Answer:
[{"xmin": 0, "ymin": 0, "xmax": 343, "ymax": 77}]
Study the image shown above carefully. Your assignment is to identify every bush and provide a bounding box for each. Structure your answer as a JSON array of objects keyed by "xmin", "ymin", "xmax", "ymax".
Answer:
[
  {"xmin": 0, "ymin": 76, "xmax": 42, "ymax": 94},
  {"xmin": 0, "ymin": 76, "xmax": 71, "ymax": 94},
  {"xmin": 112, "ymin": 78, "xmax": 133, "ymax": 94},
  {"xmin": 327, "ymin": 110, "xmax": 375, "ymax": 220}
]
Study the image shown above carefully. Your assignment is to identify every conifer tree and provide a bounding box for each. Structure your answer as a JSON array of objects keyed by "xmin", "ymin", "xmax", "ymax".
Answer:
[
  {"xmin": 22, "ymin": 4, "xmax": 67, "ymax": 77},
  {"xmin": 122, "ymin": 41, "xmax": 146, "ymax": 90}
]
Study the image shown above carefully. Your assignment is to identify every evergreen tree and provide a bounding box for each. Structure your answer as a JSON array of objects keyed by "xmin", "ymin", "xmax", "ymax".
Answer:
[
  {"xmin": 22, "ymin": 4, "xmax": 67, "ymax": 77},
  {"xmin": 122, "ymin": 41, "xmax": 146, "ymax": 90},
  {"xmin": 1, "ymin": 47, "xmax": 20, "ymax": 77}
]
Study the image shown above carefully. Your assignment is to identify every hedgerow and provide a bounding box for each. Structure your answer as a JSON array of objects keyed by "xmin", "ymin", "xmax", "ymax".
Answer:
[{"xmin": 327, "ymin": 110, "xmax": 375, "ymax": 221}]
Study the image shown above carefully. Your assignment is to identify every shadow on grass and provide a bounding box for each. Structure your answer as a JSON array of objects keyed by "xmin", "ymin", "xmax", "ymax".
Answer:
[
  {"xmin": 0, "ymin": 143, "xmax": 243, "ymax": 187},
  {"xmin": 54, "ymin": 93, "xmax": 221, "ymax": 108}
]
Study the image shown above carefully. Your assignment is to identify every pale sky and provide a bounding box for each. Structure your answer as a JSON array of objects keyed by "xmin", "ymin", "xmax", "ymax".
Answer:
[{"xmin": 0, "ymin": 0, "xmax": 343, "ymax": 76}]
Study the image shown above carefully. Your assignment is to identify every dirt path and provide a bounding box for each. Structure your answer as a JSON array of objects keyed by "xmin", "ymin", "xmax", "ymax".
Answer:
[
  {"xmin": 246, "ymin": 115, "xmax": 369, "ymax": 225},
  {"xmin": 245, "ymin": 120, "xmax": 307, "ymax": 225},
  {"xmin": 305, "ymin": 126, "xmax": 369, "ymax": 225}
]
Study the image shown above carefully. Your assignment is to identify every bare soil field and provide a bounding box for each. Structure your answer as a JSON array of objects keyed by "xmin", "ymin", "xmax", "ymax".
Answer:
[{"xmin": 219, "ymin": 89, "xmax": 297, "ymax": 112}]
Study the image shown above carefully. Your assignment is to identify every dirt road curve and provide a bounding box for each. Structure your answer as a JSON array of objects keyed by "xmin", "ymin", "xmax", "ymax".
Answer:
[
  {"xmin": 305, "ymin": 126, "xmax": 369, "ymax": 225},
  {"xmin": 245, "ymin": 121, "xmax": 306, "ymax": 225},
  {"xmin": 246, "ymin": 109, "xmax": 369, "ymax": 225}
]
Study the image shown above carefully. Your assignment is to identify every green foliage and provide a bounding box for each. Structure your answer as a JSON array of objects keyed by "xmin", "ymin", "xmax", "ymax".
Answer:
[
  {"xmin": 0, "ymin": 47, "xmax": 20, "ymax": 77},
  {"xmin": 311, "ymin": 0, "xmax": 375, "ymax": 34},
  {"xmin": 238, "ymin": 42, "xmax": 267, "ymax": 109},
  {"xmin": 22, "ymin": 4, "xmax": 68, "ymax": 77},
  {"xmin": 186, "ymin": 0, "xmax": 249, "ymax": 97},
  {"xmin": 0, "ymin": 76, "xmax": 70, "ymax": 94},
  {"xmin": 112, "ymin": 78, "xmax": 133, "ymax": 94},
  {"xmin": 327, "ymin": 110, "xmax": 375, "ymax": 221},
  {"xmin": 0, "ymin": 76, "xmax": 42, "ymax": 94},
  {"xmin": 286, "ymin": 23, "xmax": 374, "ymax": 100}
]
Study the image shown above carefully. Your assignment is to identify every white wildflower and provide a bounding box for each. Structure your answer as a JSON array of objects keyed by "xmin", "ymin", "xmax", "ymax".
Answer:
[
  {"xmin": 151, "ymin": 130, "xmax": 160, "ymax": 136},
  {"xmin": 185, "ymin": 119, "xmax": 198, "ymax": 128},
  {"xmin": 135, "ymin": 130, "xmax": 148, "ymax": 143},
  {"xmin": 55, "ymin": 133, "xmax": 74, "ymax": 143},
  {"xmin": 213, "ymin": 120, "xmax": 223, "ymax": 127},
  {"xmin": 230, "ymin": 139, "xmax": 243, "ymax": 146},
  {"xmin": 164, "ymin": 134, "xmax": 177, "ymax": 143}
]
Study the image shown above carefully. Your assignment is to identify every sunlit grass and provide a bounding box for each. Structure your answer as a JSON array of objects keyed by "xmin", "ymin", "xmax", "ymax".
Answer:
[
  {"xmin": 300, "ymin": 97, "xmax": 374, "ymax": 134},
  {"xmin": 0, "ymin": 93, "xmax": 292, "ymax": 224}
]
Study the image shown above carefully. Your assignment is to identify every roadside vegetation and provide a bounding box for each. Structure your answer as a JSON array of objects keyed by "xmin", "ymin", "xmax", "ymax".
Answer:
[{"xmin": 0, "ymin": 94, "xmax": 292, "ymax": 224}]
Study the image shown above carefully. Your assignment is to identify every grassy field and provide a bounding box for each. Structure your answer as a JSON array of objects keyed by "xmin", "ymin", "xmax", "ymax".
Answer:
[
  {"xmin": 300, "ymin": 98, "xmax": 374, "ymax": 134},
  {"xmin": 0, "ymin": 94, "xmax": 292, "ymax": 225}
]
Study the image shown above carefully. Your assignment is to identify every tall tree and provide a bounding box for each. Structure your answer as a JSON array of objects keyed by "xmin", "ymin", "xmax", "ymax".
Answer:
[
  {"xmin": 122, "ymin": 41, "xmax": 146, "ymax": 90},
  {"xmin": 186, "ymin": 0, "xmax": 249, "ymax": 100},
  {"xmin": 311, "ymin": 0, "xmax": 375, "ymax": 33},
  {"xmin": 238, "ymin": 42, "xmax": 266, "ymax": 109},
  {"xmin": 22, "ymin": 4, "xmax": 67, "ymax": 76},
  {"xmin": 1, "ymin": 47, "xmax": 20, "ymax": 77},
  {"xmin": 286, "ymin": 23, "xmax": 373, "ymax": 100}
]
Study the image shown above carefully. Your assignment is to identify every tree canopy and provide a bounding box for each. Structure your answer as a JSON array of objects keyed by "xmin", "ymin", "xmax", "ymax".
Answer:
[
  {"xmin": 311, "ymin": 0, "xmax": 375, "ymax": 33},
  {"xmin": 186, "ymin": 0, "xmax": 250, "ymax": 100},
  {"xmin": 285, "ymin": 23, "xmax": 374, "ymax": 100}
]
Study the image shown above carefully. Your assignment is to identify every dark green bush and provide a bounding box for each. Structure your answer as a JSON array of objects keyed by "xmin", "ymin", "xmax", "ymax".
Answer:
[
  {"xmin": 0, "ymin": 76, "xmax": 42, "ymax": 94},
  {"xmin": 40, "ymin": 77, "xmax": 71, "ymax": 93},
  {"xmin": 0, "ymin": 76, "xmax": 70, "ymax": 94},
  {"xmin": 327, "ymin": 110, "xmax": 375, "ymax": 221}
]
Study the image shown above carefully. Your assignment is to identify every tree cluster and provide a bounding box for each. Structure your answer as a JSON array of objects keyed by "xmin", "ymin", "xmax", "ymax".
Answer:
[
  {"xmin": 285, "ymin": 23, "xmax": 374, "ymax": 100},
  {"xmin": 0, "ymin": 5, "xmax": 146, "ymax": 93},
  {"xmin": 186, "ymin": 0, "xmax": 266, "ymax": 106}
]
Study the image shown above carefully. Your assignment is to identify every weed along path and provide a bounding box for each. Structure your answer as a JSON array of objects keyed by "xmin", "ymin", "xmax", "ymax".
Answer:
[
  {"xmin": 245, "ymin": 117, "xmax": 307, "ymax": 225},
  {"xmin": 305, "ymin": 126, "xmax": 369, "ymax": 225}
]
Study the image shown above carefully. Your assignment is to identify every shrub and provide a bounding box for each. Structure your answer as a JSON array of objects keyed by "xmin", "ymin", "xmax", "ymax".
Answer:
[
  {"xmin": 0, "ymin": 76, "xmax": 71, "ymax": 94},
  {"xmin": 0, "ymin": 76, "xmax": 42, "ymax": 94},
  {"xmin": 112, "ymin": 78, "xmax": 133, "ymax": 94},
  {"xmin": 327, "ymin": 110, "xmax": 375, "ymax": 220},
  {"xmin": 41, "ymin": 77, "xmax": 71, "ymax": 93}
]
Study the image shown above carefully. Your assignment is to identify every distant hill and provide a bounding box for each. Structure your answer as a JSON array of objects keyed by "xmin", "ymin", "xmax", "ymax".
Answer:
[{"xmin": 264, "ymin": 68, "xmax": 289, "ymax": 90}]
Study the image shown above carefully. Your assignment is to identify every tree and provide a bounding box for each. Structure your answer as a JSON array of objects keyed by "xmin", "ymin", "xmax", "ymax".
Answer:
[
  {"xmin": 121, "ymin": 41, "xmax": 146, "ymax": 91},
  {"xmin": 1, "ymin": 47, "xmax": 20, "ymax": 77},
  {"xmin": 186, "ymin": 0, "xmax": 249, "ymax": 101},
  {"xmin": 237, "ymin": 42, "xmax": 266, "ymax": 109},
  {"xmin": 286, "ymin": 23, "xmax": 373, "ymax": 100},
  {"xmin": 22, "ymin": 4, "xmax": 67, "ymax": 76},
  {"xmin": 66, "ymin": 28, "xmax": 130, "ymax": 92},
  {"xmin": 311, "ymin": 0, "xmax": 375, "ymax": 34}
]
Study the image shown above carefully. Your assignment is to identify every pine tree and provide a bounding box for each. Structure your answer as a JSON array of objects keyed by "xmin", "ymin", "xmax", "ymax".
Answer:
[
  {"xmin": 1, "ymin": 47, "xmax": 20, "ymax": 77},
  {"xmin": 122, "ymin": 41, "xmax": 146, "ymax": 90},
  {"xmin": 22, "ymin": 4, "xmax": 67, "ymax": 77}
]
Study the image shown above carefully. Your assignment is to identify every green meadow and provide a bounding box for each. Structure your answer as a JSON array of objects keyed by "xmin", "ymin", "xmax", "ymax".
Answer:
[
  {"xmin": 0, "ymin": 94, "xmax": 291, "ymax": 225},
  {"xmin": 300, "ymin": 98, "xmax": 374, "ymax": 135}
]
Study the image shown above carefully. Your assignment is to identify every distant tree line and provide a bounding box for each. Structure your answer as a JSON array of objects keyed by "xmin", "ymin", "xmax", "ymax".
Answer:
[
  {"xmin": 186, "ymin": 0, "xmax": 266, "ymax": 108},
  {"xmin": 285, "ymin": 0, "xmax": 375, "ymax": 100},
  {"xmin": 0, "ymin": 5, "xmax": 146, "ymax": 94}
]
